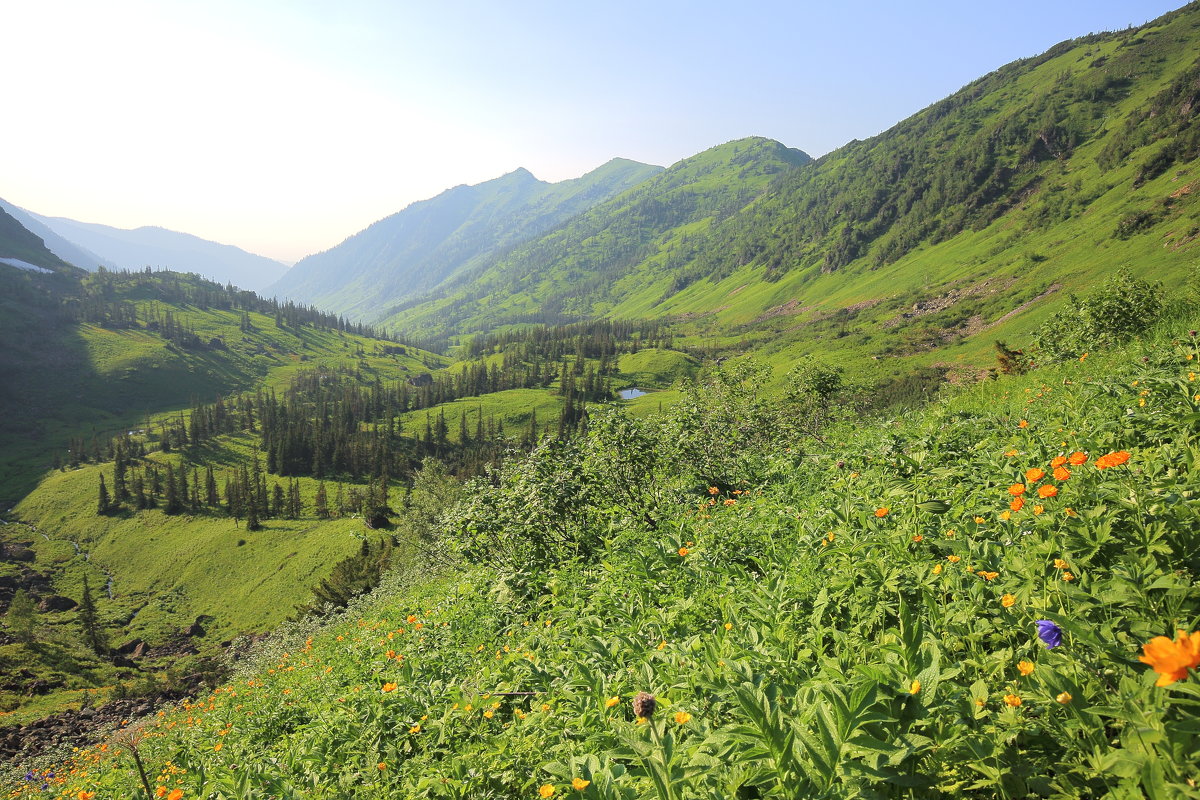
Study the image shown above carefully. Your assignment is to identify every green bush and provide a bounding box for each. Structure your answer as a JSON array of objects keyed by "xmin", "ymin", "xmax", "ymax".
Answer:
[{"xmin": 1036, "ymin": 269, "xmax": 1163, "ymax": 360}]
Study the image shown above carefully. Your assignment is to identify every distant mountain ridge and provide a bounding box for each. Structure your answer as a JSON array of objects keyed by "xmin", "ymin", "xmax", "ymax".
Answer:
[
  {"xmin": 267, "ymin": 158, "xmax": 664, "ymax": 318},
  {"xmin": 0, "ymin": 205, "xmax": 78, "ymax": 275},
  {"xmin": 8, "ymin": 207, "xmax": 289, "ymax": 291}
]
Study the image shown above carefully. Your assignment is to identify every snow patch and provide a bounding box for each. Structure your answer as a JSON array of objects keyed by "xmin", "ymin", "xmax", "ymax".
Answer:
[{"xmin": 0, "ymin": 257, "xmax": 53, "ymax": 273}]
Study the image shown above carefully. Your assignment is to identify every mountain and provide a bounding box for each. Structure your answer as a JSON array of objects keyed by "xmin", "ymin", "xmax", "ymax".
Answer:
[
  {"xmin": 19, "ymin": 211, "xmax": 289, "ymax": 291},
  {"xmin": 381, "ymin": 137, "xmax": 811, "ymax": 338},
  {"xmin": 0, "ymin": 198, "xmax": 112, "ymax": 271},
  {"xmin": 380, "ymin": 6, "xmax": 1200, "ymax": 365},
  {"xmin": 0, "ymin": 205, "xmax": 79, "ymax": 275},
  {"xmin": 267, "ymin": 158, "xmax": 664, "ymax": 319}
]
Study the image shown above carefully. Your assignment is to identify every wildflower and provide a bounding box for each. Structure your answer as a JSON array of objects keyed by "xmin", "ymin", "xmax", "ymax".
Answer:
[
  {"xmin": 947, "ymin": 555, "xmax": 961, "ymax": 563},
  {"xmin": 1018, "ymin": 660, "xmax": 1035, "ymax": 676},
  {"xmin": 1139, "ymin": 631, "xmax": 1200, "ymax": 686},
  {"xmin": 213, "ymin": 742, "xmax": 223, "ymax": 752},
  {"xmin": 1065, "ymin": 507, "xmax": 1078, "ymax": 517},
  {"xmin": 707, "ymin": 486, "xmax": 719, "ymax": 495},
  {"xmin": 168, "ymin": 792, "xmax": 184, "ymax": 800},
  {"xmin": 1038, "ymin": 484, "xmax": 1058, "ymax": 498},
  {"xmin": 540, "ymin": 785, "xmax": 556, "ymax": 798},
  {"xmin": 1010, "ymin": 497, "xmax": 1025, "ymax": 512},
  {"xmin": 1018, "ymin": 419, "xmax": 1029, "ymax": 428},
  {"xmin": 978, "ymin": 571, "xmax": 999, "ymax": 581},
  {"xmin": 1001, "ymin": 593, "xmax": 1016, "ymax": 608},
  {"xmin": 1008, "ymin": 483, "xmax": 1026, "ymax": 496},
  {"xmin": 633, "ymin": 692, "xmax": 656, "ymax": 719},
  {"xmin": 1079, "ymin": 353, "xmax": 1088, "ymax": 362},
  {"xmin": 483, "ymin": 709, "xmax": 494, "ymax": 718},
  {"xmin": 381, "ymin": 682, "xmax": 397, "ymax": 693},
  {"xmin": 406, "ymin": 614, "xmax": 418, "ymax": 623},
  {"xmin": 912, "ymin": 534, "xmax": 923, "ymax": 542},
  {"xmin": 572, "ymin": 778, "xmax": 591, "ymax": 790},
  {"xmin": 875, "ymin": 507, "xmax": 889, "ymax": 518},
  {"xmin": 78, "ymin": 793, "xmax": 95, "ymax": 800},
  {"xmin": 909, "ymin": 680, "xmax": 921, "ymax": 694},
  {"xmin": 724, "ymin": 622, "xmax": 733, "ymax": 631},
  {"xmin": 1056, "ymin": 692, "xmax": 1072, "ymax": 704},
  {"xmin": 1003, "ymin": 694, "xmax": 1022, "ymax": 707},
  {"xmin": 974, "ymin": 516, "xmax": 986, "ymax": 523},
  {"xmin": 1025, "ymin": 468, "xmax": 1046, "ymax": 483},
  {"xmin": 156, "ymin": 789, "xmax": 168, "ymax": 798},
  {"xmin": 932, "ymin": 563, "xmax": 943, "ymax": 575},
  {"xmin": 409, "ymin": 723, "xmax": 421, "ymax": 733},
  {"xmin": 1033, "ymin": 504, "xmax": 1045, "ymax": 515},
  {"xmin": 657, "ymin": 641, "xmax": 666, "ymax": 650},
  {"xmin": 1050, "ymin": 456, "xmax": 1067, "ymax": 469},
  {"xmin": 605, "ymin": 696, "xmax": 620, "ymax": 708},
  {"xmin": 1036, "ymin": 620, "xmax": 1063, "ymax": 649},
  {"xmin": 1095, "ymin": 451, "xmax": 1131, "ymax": 469},
  {"xmin": 674, "ymin": 711, "xmax": 692, "ymax": 724},
  {"xmin": 678, "ymin": 547, "xmax": 689, "ymax": 556},
  {"xmin": 1062, "ymin": 572, "xmax": 1075, "ymax": 582},
  {"xmin": 1053, "ymin": 466, "xmax": 1071, "ymax": 481},
  {"xmin": 1068, "ymin": 451, "xmax": 1088, "ymax": 465},
  {"xmin": 378, "ymin": 762, "xmax": 387, "ymax": 771},
  {"xmin": 1054, "ymin": 558, "xmax": 1069, "ymax": 570},
  {"xmin": 1000, "ymin": 510, "xmax": 1011, "ymax": 520}
]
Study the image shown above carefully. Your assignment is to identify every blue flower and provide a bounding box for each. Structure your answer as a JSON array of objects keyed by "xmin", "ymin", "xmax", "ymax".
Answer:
[
  {"xmin": 1036, "ymin": 620, "xmax": 1063, "ymax": 648},
  {"xmin": 24, "ymin": 771, "xmax": 35, "ymax": 781}
]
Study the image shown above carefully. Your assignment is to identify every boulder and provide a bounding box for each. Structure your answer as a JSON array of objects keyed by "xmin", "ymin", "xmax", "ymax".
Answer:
[{"xmin": 38, "ymin": 595, "xmax": 78, "ymax": 612}]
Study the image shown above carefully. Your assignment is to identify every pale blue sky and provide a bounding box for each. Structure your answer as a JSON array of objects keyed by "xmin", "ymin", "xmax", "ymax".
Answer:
[{"xmin": 2, "ymin": 0, "xmax": 1183, "ymax": 262}]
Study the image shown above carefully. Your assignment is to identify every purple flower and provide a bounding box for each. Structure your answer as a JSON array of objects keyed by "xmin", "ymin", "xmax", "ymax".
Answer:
[{"xmin": 1036, "ymin": 620, "xmax": 1063, "ymax": 648}]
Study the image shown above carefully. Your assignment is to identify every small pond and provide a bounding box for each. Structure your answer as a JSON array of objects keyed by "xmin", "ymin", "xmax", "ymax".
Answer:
[{"xmin": 618, "ymin": 387, "xmax": 648, "ymax": 400}]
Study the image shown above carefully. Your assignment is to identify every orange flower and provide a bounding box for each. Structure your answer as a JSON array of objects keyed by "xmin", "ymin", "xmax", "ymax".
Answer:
[
  {"xmin": 168, "ymin": 791, "xmax": 184, "ymax": 800},
  {"xmin": 1033, "ymin": 504, "xmax": 1045, "ymax": 515},
  {"xmin": 678, "ymin": 547, "xmax": 689, "ymax": 556},
  {"xmin": 605, "ymin": 696, "xmax": 620, "ymax": 708},
  {"xmin": 1038, "ymin": 484, "xmax": 1058, "ymax": 499},
  {"xmin": 1095, "ymin": 450, "xmax": 1131, "ymax": 470},
  {"xmin": 1018, "ymin": 419, "xmax": 1029, "ymax": 428},
  {"xmin": 540, "ymin": 786, "xmax": 557, "ymax": 798},
  {"xmin": 1062, "ymin": 572, "xmax": 1075, "ymax": 581},
  {"xmin": 572, "ymin": 778, "xmax": 591, "ymax": 790},
  {"xmin": 1050, "ymin": 455, "xmax": 1068, "ymax": 468},
  {"xmin": 1053, "ymin": 466, "xmax": 1071, "ymax": 481},
  {"xmin": 78, "ymin": 793, "xmax": 95, "ymax": 800},
  {"xmin": 874, "ymin": 507, "xmax": 889, "ymax": 518},
  {"xmin": 1001, "ymin": 593, "xmax": 1016, "ymax": 608},
  {"xmin": 947, "ymin": 555, "xmax": 961, "ymax": 563},
  {"xmin": 1068, "ymin": 451, "xmax": 1088, "ymax": 466},
  {"xmin": 1008, "ymin": 483, "xmax": 1026, "ymax": 496},
  {"xmin": 1010, "ymin": 496, "xmax": 1025, "ymax": 512},
  {"xmin": 378, "ymin": 762, "xmax": 387, "ymax": 771},
  {"xmin": 1025, "ymin": 468, "xmax": 1046, "ymax": 483},
  {"xmin": 1003, "ymin": 694, "xmax": 1022, "ymax": 707},
  {"xmin": 1139, "ymin": 631, "xmax": 1200, "ymax": 686},
  {"xmin": 1017, "ymin": 660, "xmax": 1035, "ymax": 676},
  {"xmin": 156, "ymin": 789, "xmax": 168, "ymax": 799},
  {"xmin": 382, "ymin": 682, "xmax": 397, "ymax": 693},
  {"xmin": 912, "ymin": 535, "xmax": 923, "ymax": 542},
  {"xmin": 977, "ymin": 571, "xmax": 999, "ymax": 581},
  {"xmin": 707, "ymin": 486, "xmax": 719, "ymax": 495}
]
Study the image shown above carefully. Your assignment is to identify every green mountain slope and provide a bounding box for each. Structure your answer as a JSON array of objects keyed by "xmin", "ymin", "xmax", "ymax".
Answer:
[
  {"xmin": 381, "ymin": 137, "xmax": 810, "ymax": 338},
  {"xmin": 382, "ymin": 7, "xmax": 1200, "ymax": 371},
  {"xmin": 268, "ymin": 158, "xmax": 664, "ymax": 319},
  {"xmin": 0, "ymin": 206, "xmax": 77, "ymax": 274}
]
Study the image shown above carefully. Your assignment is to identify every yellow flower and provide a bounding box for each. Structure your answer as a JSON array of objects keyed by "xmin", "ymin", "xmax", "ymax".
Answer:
[
  {"xmin": 1053, "ymin": 558, "xmax": 1069, "ymax": 570},
  {"xmin": 1003, "ymin": 694, "xmax": 1022, "ymax": 707},
  {"xmin": 1065, "ymin": 507, "xmax": 1078, "ymax": 517},
  {"xmin": 999, "ymin": 510, "xmax": 1012, "ymax": 521},
  {"xmin": 674, "ymin": 711, "xmax": 692, "ymax": 724},
  {"xmin": 657, "ymin": 640, "xmax": 667, "ymax": 650},
  {"xmin": 539, "ymin": 784, "xmax": 556, "ymax": 798},
  {"xmin": 1062, "ymin": 572, "xmax": 1075, "ymax": 582},
  {"xmin": 377, "ymin": 762, "xmax": 387, "ymax": 771},
  {"xmin": 1001, "ymin": 593, "xmax": 1016, "ymax": 608},
  {"xmin": 381, "ymin": 682, "xmax": 397, "ymax": 693},
  {"xmin": 909, "ymin": 680, "xmax": 921, "ymax": 694},
  {"xmin": 947, "ymin": 555, "xmax": 961, "ymax": 563},
  {"xmin": 409, "ymin": 723, "xmax": 421, "ymax": 733},
  {"xmin": 483, "ymin": 710, "xmax": 495, "ymax": 719},
  {"xmin": 1056, "ymin": 692, "xmax": 1072, "ymax": 704},
  {"xmin": 724, "ymin": 622, "xmax": 733, "ymax": 631},
  {"xmin": 1017, "ymin": 660, "xmax": 1035, "ymax": 676},
  {"xmin": 572, "ymin": 778, "xmax": 591, "ymax": 790},
  {"xmin": 605, "ymin": 696, "xmax": 620, "ymax": 708},
  {"xmin": 213, "ymin": 742, "xmax": 223, "ymax": 752},
  {"xmin": 974, "ymin": 515, "xmax": 986, "ymax": 523},
  {"xmin": 932, "ymin": 563, "xmax": 943, "ymax": 575}
]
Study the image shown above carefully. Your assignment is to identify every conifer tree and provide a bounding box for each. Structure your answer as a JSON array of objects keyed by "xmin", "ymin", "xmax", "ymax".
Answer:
[
  {"xmin": 4, "ymin": 589, "xmax": 36, "ymax": 643},
  {"xmin": 78, "ymin": 576, "xmax": 105, "ymax": 655},
  {"xmin": 163, "ymin": 463, "xmax": 182, "ymax": 514},
  {"xmin": 315, "ymin": 481, "xmax": 330, "ymax": 519},
  {"xmin": 97, "ymin": 474, "xmax": 112, "ymax": 515},
  {"xmin": 113, "ymin": 446, "xmax": 129, "ymax": 502}
]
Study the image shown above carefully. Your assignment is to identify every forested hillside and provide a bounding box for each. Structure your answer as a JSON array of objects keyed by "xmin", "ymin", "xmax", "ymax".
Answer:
[{"xmin": 268, "ymin": 158, "xmax": 664, "ymax": 319}]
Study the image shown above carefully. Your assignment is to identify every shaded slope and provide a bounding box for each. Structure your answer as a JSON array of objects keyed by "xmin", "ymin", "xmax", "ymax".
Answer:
[
  {"xmin": 268, "ymin": 158, "xmax": 664, "ymax": 318},
  {"xmin": 0, "ymin": 198, "xmax": 112, "ymax": 271}
]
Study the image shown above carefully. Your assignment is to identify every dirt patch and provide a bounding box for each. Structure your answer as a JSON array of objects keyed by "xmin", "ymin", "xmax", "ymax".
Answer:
[
  {"xmin": 727, "ymin": 284, "xmax": 749, "ymax": 297},
  {"xmin": 883, "ymin": 277, "xmax": 1017, "ymax": 328},
  {"xmin": 751, "ymin": 299, "xmax": 815, "ymax": 324}
]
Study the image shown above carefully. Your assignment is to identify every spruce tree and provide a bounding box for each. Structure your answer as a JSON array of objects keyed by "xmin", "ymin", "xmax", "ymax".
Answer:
[
  {"xmin": 78, "ymin": 576, "xmax": 105, "ymax": 655},
  {"xmin": 163, "ymin": 463, "xmax": 182, "ymax": 514},
  {"xmin": 113, "ymin": 446, "xmax": 129, "ymax": 502},
  {"xmin": 315, "ymin": 481, "xmax": 330, "ymax": 519},
  {"xmin": 97, "ymin": 474, "xmax": 112, "ymax": 515},
  {"xmin": 4, "ymin": 589, "xmax": 36, "ymax": 643}
]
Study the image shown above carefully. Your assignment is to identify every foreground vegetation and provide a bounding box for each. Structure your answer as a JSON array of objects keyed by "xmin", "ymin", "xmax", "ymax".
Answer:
[{"xmin": 10, "ymin": 292, "xmax": 1199, "ymax": 799}]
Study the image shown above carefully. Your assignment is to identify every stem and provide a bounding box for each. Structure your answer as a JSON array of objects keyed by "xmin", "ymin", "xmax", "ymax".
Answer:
[{"xmin": 129, "ymin": 745, "xmax": 155, "ymax": 800}]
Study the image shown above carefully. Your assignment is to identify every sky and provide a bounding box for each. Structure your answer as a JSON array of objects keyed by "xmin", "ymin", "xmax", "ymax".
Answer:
[{"xmin": 1, "ymin": 0, "xmax": 1185, "ymax": 263}]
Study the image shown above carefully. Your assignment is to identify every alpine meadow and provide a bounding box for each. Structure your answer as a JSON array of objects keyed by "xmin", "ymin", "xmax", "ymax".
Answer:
[{"xmin": 3, "ymin": 3, "xmax": 1200, "ymax": 799}]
